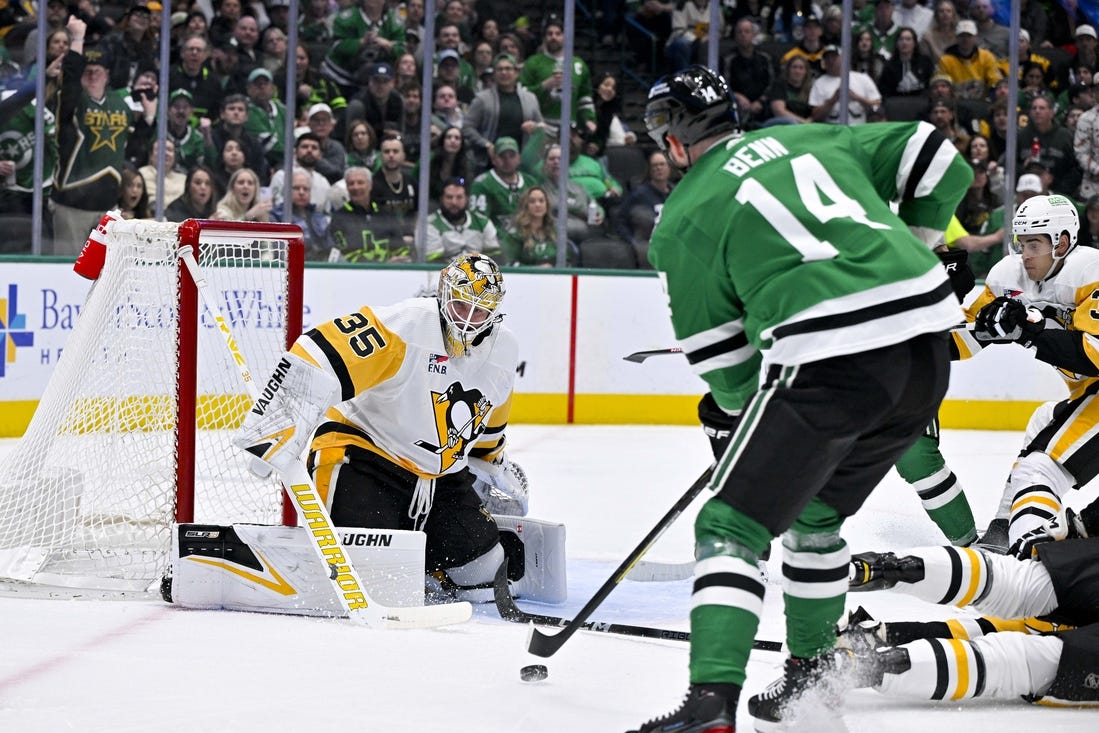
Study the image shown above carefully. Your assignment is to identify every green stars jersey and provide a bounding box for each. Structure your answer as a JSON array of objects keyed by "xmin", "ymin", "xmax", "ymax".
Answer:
[
  {"xmin": 469, "ymin": 170, "xmax": 534, "ymax": 229},
  {"xmin": 0, "ymin": 99, "xmax": 57, "ymax": 192},
  {"xmin": 649, "ymin": 121, "xmax": 972, "ymax": 412}
]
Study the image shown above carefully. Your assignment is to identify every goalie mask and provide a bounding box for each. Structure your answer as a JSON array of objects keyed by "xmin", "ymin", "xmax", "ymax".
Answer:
[
  {"xmin": 438, "ymin": 253, "xmax": 506, "ymax": 357},
  {"xmin": 1011, "ymin": 194, "xmax": 1080, "ymax": 281},
  {"xmin": 644, "ymin": 65, "xmax": 740, "ymax": 161}
]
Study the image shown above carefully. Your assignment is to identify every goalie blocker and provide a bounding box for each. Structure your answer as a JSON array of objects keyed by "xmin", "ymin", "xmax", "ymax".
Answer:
[{"xmin": 165, "ymin": 515, "xmax": 566, "ymax": 614}]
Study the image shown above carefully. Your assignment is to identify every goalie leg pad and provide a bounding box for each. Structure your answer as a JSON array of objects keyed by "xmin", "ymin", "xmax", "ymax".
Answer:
[
  {"xmin": 429, "ymin": 542, "xmax": 506, "ymax": 603},
  {"xmin": 494, "ymin": 514, "xmax": 567, "ymax": 604},
  {"xmin": 168, "ymin": 523, "xmax": 425, "ymax": 615}
]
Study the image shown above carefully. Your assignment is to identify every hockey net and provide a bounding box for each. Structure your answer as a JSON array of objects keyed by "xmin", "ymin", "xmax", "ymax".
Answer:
[{"xmin": 0, "ymin": 219, "xmax": 305, "ymax": 595}]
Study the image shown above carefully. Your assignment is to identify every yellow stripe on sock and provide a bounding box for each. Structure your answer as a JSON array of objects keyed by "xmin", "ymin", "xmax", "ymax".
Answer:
[
  {"xmin": 955, "ymin": 548, "xmax": 983, "ymax": 607},
  {"xmin": 947, "ymin": 639, "xmax": 971, "ymax": 700}
]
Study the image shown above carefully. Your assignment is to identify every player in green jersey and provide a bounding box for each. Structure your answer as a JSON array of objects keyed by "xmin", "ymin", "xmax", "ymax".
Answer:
[{"xmin": 629, "ymin": 66, "xmax": 974, "ymax": 733}]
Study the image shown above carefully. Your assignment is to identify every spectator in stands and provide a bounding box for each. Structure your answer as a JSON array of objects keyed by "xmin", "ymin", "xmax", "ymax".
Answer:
[
  {"xmin": 273, "ymin": 168, "xmax": 329, "ymax": 258},
  {"xmin": 164, "ymin": 165, "xmax": 219, "ymax": 222},
  {"xmin": 1064, "ymin": 104, "xmax": 1087, "ymax": 138},
  {"xmin": 500, "ymin": 186, "xmax": 559, "ymax": 266},
  {"xmin": 20, "ymin": 0, "xmax": 69, "ymax": 71},
  {"xmin": 540, "ymin": 142, "xmax": 601, "ymax": 245},
  {"xmin": 982, "ymin": 96, "xmax": 1009, "ymax": 159},
  {"xmin": 587, "ymin": 72, "xmax": 637, "ymax": 157},
  {"xmin": 919, "ymin": 0, "xmax": 957, "ymax": 65},
  {"xmin": 1083, "ymin": 195, "xmax": 1099, "ymax": 248},
  {"xmin": 665, "ymin": 0, "xmax": 724, "ymax": 73},
  {"xmin": 519, "ymin": 16, "xmax": 596, "ymax": 132},
  {"xmin": 1076, "ymin": 91, "xmax": 1099, "ymax": 200},
  {"xmin": 852, "ymin": 28, "xmax": 887, "ymax": 84},
  {"xmin": 299, "ymin": 0, "xmax": 333, "ymax": 73},
  {"xmin": 121, "ymin": 69, "xmax": 159, "ymax": 169},
  {"xmin": 344, "ymin": 118, "xmax": 379, "ymax": 170},
  {"xmin": 230, "ymin": 13, "xmax": 262, "ymax": 77},
  {"xmin": 327, "ymin": 166, "xmax": 411, "ymax": 262},
  {"xmin": 244, "ymin": 67, "xmax": 288, "ymax": 171},
  {"xmin": 395, "ymin": 52, "xmax": 420, "ymax": 90},
  {"xmin": 421, "ymin": 177, "xmax": 499, "ymax": 261},
  {"xmin": 1002, "ymin": 30, "xmax": 1061, "ymax": 97},
  {"xmin": 397, "ymin": 82, "xmax": 426, "ymax": 165},
  {"xmin": 936, "ymin": 19, "xmax": 1002, "ymax": 102},
  {"xmin": 276, "ymin": 43, "xmax": 348, "ymax": 134},
  {"xmin": 725, "ymin": 17, "xmax": 774, "ymax": 129},
  {"xmin": 371, "ymin": 134, "xmax": 418, "ymax": 238},
  {"xmin": 259, "ymin": 24, "xmax": 288, "ymax": 75},
  {"xmin": 964, "ymin": 133, "xmax": 1004, "ymax": 201},
  {"xmin": 269, "ymin": 132, "xmax": 332, "ymax": 211},
  {"xmin": 471, "ymin": 41, "xmax": 495, "ymax": 91},
  {"xmin": 101, "ymin": 3, "xmax": 158, "ymax": 91},
  {"xmin": 463, "ymin": 52, "xmax": 543, "ymax": 172},
  {"xmin": 614, "ymin": 149, "xmax": 673, "ymax": 267},
  {"xmin": 209, "ymin": 0, "xmax": 244, "ymax": 49},
  {"xmin": 861, "ymin": 0, "xmax": 900, "ymax": 57},
  {"xmin": 767, "ymin": 55, "xmax": 814, "ymax": 125},
  {"xmin": 878, "ymin": 26, "xmax": 934, "ymax": 101},
  {"xmin": 780, "ymin": 11, "xmax": 826, "ymax": 75},
  {"xmin": 434, "ymin": 49, "xmax": 475, "ymax": 106},
  {"xmin": 210, "ymin": 37, "xmax": 247, "ymax": 97},
  {"xmin": 970, "ymin": 0, "xmax": 1010, "ymax": 59},
  {"xmin": 430, "ymin": 83, "xmax": 465, "ymax": 133},
  {"xmin": 624, "ymin": 0, "xmax": 675, "ymax": 74},
  {"xmin": 497, "ymin": 33, "xmax": 525, "ymax": 71},
  {"xmin": 928, "ymin": 99, "xmax": 970, "ymax": 154},
  {"xmin": 117, "ymin": 167, "xmax": 152, "ymax": 220},
  {"xmin": 427, "ymin": 126, "xmax": 474, "ymax": 206},
  {"xmin": 213, "ymin": 167, "xmax": 271, "ymax": 221},
  {"xmin": 52, "ymin": 27, "xmax": 131, "ymax": 255},
  {"xmin": 438, "ymin": 0, "xmax": 472, "ymax": 48},
  {"xmin": 306, "ymin": 103, "xmax": 347, "ymax": 184},
  {"xmin": 211, "ymin": 138, "xmax": 247, "ymax": 193},
  {"xmin": 434, "ymin": 23, "xmax": 476, "ymax": 92},
  {"xmin": 1070, "ymin": 26, "xmax": 1099, "ymax": 82},
  {"xmin": 139, "ymin": 139, "xmax": 186, "ymax": 212},
  {"xmin": 894, "ymin": 0, "xmax": 933, "ymax": 39},
  {"xmin": 170, "ymin": 34, "xmax": 223, "ymax": 121},
  {"xmin": 809, "ymin": 45, "xmax": 883, "ymax": 125},
  {"xmin": 475, "ymin": 15, "xmax": 499, "ymax": 47},
  {"xmin": 955, "ymin": 159, "xmax": 998, "ymax": 242},
  {"xmin": 469, "ymin": 136, "xmax": 535, "ymax": 231},
  {"xmin": 322, "ymin": 0, "xmax": 407, "ymax": 96},
  {"xmin": 208, "ymin": 93, "xmax": 269, "ymax": 184},
  {"xmin": 1020, "ymin": 93, "xmax": 1081, "ymax": 199},
  {"xmin": 566, "ymin": 123, "xmax": 623, "ymax": 207},
  {"xmin": 1018, "ymin": 61, "xmax": 1053, "ymax": 112},
  {"xmin": 348, "ymin": 62, "xmax": 404, "ymax": 142}
]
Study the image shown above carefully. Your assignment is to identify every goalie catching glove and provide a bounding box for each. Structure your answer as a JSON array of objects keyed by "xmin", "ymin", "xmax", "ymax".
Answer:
[
  {"xmin": 469, "ymin": 455, "xmax": 529, "ymax": 516},
  {"xmin": 974, "ymin": 296, "xmax": 1044, "ymax": 346},
  {"xmin": 233, "ymin": 351, "xmax": 340, "ymax": 474}
]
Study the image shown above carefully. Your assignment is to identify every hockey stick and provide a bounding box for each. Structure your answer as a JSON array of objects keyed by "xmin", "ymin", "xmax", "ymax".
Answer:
[
  {"xmin": 526, "ymin": 465, "xmax": 716, "ymax": 658},
  {"xmin": 493, "ymin": 564, "xmax": 781, "ymax": 651},
  {"xmin": 626, "ymin": 559, "xmax": 695, "ymax": 582},
  {"xmin": 178, "ymin": 245, "xmax": 471, "ymax": 629},
  {"xmin": 623, "ymin": 347, "xmax": 682, "ymax": 363}
]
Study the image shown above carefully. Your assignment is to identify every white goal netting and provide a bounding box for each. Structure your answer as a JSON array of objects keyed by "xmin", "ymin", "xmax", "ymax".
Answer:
[{"xmin": 0, "ymin": 220, "xmax": 303, "ymax": 594}]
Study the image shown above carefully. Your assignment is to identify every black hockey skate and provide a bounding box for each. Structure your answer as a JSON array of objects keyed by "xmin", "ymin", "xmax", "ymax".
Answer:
[
  {"xmin": 972, "ymin": 517, "xmax": 1010, "ymax": 554},
  {"xmin": 848, "ymin": 552, "xmax": 924, "ymax": 591},
  {"xmin": 747, "ymin": 654, "xmax": 843, "ymax": 732},
  {"xmin": 628, "ymin": 686, "xmax": 736, "ymax": 733}
]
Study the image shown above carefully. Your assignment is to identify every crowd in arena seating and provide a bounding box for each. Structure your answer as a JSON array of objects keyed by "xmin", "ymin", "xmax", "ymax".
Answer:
[{"xmin": 0, "ymin": 0, "xmax": 1096, "ymax": 271}]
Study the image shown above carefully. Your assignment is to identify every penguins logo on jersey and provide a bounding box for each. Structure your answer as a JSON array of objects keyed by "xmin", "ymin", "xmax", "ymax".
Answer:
[{"xmin": 414, "ymin": 382, "xmax": 492, "ymax": 472}]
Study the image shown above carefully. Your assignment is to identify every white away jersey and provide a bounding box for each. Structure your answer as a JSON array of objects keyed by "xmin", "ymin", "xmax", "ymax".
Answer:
[{"xmin": 293, "ymin": 297, "xmax": 518, "ymax": 478}]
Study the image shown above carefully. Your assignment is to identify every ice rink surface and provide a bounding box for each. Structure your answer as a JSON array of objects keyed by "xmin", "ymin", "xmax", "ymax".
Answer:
[{"xmin": 2, "ymin": 426, "xmax": 1097, "ymax": 732}]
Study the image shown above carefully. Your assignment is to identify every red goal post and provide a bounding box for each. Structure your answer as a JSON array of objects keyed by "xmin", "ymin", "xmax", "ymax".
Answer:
[{"xmin": 0, "ymin": 219, "xmax": 304, "ymax": 595}]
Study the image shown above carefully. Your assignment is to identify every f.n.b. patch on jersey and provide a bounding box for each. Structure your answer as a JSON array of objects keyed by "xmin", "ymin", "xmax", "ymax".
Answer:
[{"xmin": 428, "ymin": 353, "xmax": 449, "ymax": 374}]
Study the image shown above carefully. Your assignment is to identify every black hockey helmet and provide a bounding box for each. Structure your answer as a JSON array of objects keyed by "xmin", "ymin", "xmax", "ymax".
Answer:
[{"xmin": 644, "ymin": 65, "xmax": 740, "ymax": 153}]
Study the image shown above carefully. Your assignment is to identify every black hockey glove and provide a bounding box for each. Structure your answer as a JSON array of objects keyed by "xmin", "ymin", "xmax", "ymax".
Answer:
[
  {"xmin": 973, "ymin": 297, "xmax": 1044, "ymax": 345},
  {"xmin": 1009, "ymin": 508, "xmax": 1087, "ymax": 560},
  {"xmin": 698, "ymin": 392, "xmax": 740, "ymax": 460},
  {"xmin": 936, "ymin": 248, "xmax": 975, "ymax": 302}
]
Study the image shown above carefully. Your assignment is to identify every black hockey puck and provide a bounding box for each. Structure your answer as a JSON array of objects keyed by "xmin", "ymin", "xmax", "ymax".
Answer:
[{"xmin": 519, "ymin": 664, "xmax": 548, "ymax": 682}]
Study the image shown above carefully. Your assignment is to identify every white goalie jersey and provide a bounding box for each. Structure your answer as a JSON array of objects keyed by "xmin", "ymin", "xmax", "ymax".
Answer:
[{"xmin": 293, "ymin": 296, "xmax": 519, "ymax": 478}]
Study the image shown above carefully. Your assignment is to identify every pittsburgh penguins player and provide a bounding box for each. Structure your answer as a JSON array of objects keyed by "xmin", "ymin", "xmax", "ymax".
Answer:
[
  {"xmin": 952, "ymin": 195, "xmax": 1099, "ymax": 554},
  {"xmin": 235, "ymin": 252, "xmax": 527, "ymax": 603},
  {"xmin": 843, "ymin": 497, "xmax": 1099, "ymax": 707}
]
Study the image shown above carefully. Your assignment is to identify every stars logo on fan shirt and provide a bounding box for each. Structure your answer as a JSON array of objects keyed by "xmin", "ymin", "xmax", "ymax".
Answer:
[
  {"xmin": 0, "ymin": 284, "xmax": 35, "ymax": 378},
  {"xmin": 84, "ymin": 108, "xmax": 129, "ymax": 153},
  {"xmin": 428, "ymin": 353, "xmax": 448, "ymax": 374}
]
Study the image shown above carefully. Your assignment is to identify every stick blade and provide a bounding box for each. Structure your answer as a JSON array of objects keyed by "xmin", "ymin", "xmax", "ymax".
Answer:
[
  {"xmin": 623, "ymin": 347, "xmax": 682, "ymax": 363},
  {"xmin": 526, "ymin": 626, "xmax": 567, "ymax": 658},
  {"xmin": 348, "ymin": 601, "xmax": 473, "ymax": 630}
]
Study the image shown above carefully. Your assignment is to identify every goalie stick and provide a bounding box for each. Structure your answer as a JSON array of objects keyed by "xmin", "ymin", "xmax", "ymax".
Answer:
[
  {"xmin": 525, "ymin": 465, "xmax": 716, "ymax": 658},
  {"xmin": 493, "ymin": 564, "xmax": 781, "ymax": 650},
  {"xmin": 178, "ymin": 244, "xmax": 471, "ymax": 630}
]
